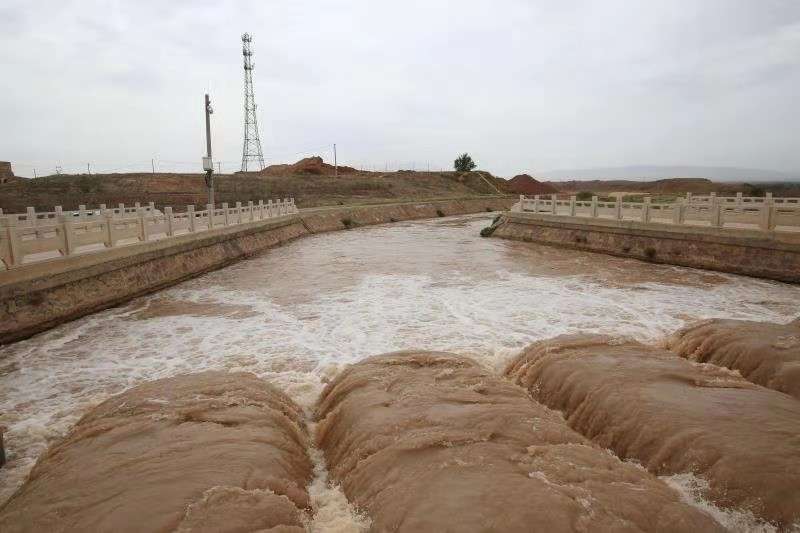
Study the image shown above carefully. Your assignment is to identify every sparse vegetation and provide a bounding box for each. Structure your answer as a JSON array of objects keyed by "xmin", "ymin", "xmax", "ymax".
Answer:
[
  {"xmin": 454, "ymin": 153, "xmax": 476, "ymax": 173},
  {"xmin": 341, "ymin": 217, "xmax": 354, "ymax": 228},
  {"xmin": 576, "ymin": 191, "xmax": 593, "ymax": 201},
  {"xmin": 436, "ymin": 209, "xmax": 445, "ymax": 217}
]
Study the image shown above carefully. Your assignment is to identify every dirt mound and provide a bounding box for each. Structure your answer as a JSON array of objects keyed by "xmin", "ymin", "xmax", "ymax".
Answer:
[
  {"xmin": 0, "ymin": 371, "xmax": 313, "ymax": 532},
  {"xmin": 667, "ymin": 317, "xmax": 800, "ymax": 399},
  {"xmin": 505, "ymin": 174, "xmax": 559, "ymax": 195},
  {"xmin": 505, "ymin": 335, "xmax": 800, "ymax": 529},
  {"xmin": 260, "ymin": 156, "xmax": 358, "ymax": 177},
  {"xmin": 315, "ymin": 350, "xmax": 722, "ymax": 532}
]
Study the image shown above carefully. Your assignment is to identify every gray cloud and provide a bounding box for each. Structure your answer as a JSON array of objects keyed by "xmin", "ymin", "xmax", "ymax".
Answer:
[{"xmin": 1, "ymin": 0, "xmax": 798, "ymax": 178}]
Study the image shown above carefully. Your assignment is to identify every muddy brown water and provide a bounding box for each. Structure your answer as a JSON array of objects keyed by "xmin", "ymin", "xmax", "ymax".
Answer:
[{"xmin": 1, "ymin": 213, "xmax": 799, "ymax": 530}]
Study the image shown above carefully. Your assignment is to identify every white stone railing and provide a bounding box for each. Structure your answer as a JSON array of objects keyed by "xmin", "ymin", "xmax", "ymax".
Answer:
[
  {"xmin": 513, "ymin": 193, "xmax": 800, "ymax": 233},
  {"xmin": 0, "ymin": 199, "xmax": 297, "ymax": 270}
]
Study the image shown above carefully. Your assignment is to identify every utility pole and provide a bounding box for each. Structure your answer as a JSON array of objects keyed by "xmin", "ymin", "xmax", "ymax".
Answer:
[
  {"xmin": 334, "ymin": 143, "xmax": 338, "ymax": 177},
  {"xmin": 87, "ymin": 163, "xmax": 91, "ymax": 175},
  {"xmin": 151, "ymin": 158, "xmax": 155, "ymax": 174},
  {"xmin": 203, "ymin": 93, "xmax": 215, "ymax": 206},
  {"xmin": 217, "ymin": 162, "xmax": 222, "ymax": 173}
]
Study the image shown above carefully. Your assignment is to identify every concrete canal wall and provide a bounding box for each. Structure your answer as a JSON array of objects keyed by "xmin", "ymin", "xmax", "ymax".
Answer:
[{"xmin": 491, "ymin": 212, "xmax": 800, "ymax": 283}]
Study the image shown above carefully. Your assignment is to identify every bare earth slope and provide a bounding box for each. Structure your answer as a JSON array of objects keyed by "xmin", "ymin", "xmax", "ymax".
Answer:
[
  {"xmin": 0, "ymin": 166, "xmax": 508, "ymax": 213},
  {"xmin": 505, "ymin": 335, "xmax": 800, "ymax": 529},
  {"xmin": 667, "ymin": 317, "xmax": 800, "ymax": 399},
  {"xmin": 0, "ymin": 371, "xmax": 313, "ymax": 533},
  {"xmin": 315, "ymin": 351, "xmax": 721, "ymax": 532}
]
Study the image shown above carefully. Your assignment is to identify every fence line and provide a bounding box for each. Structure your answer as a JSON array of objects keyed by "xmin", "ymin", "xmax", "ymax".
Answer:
[
  {"xmin": 0, "ymin": 199, "xmax": 297, "ymax": 270},
  {"xmin": 514, "ymin": 192, "xmax": 800, "ymax": 233}
]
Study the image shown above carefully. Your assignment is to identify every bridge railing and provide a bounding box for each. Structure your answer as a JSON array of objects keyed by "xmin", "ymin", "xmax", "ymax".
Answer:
[
  {"xmin": 514, "ymin": 193, "xmax": 800, "ymax": 233},
  {"xmin": 0, "ymin": 199, "xmax": 297, "ymax": 270}
]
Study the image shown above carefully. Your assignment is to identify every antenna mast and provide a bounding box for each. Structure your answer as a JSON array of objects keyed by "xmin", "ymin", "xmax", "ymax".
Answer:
[{"xmin": 241, "ymin": 33, "xmax": 265, "ymax": 172}]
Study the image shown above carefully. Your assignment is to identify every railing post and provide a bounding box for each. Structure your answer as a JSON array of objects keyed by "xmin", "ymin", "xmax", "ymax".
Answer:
[
  {"xmin": 103, "ymin": 212, "xmax": 114, "ymax": 248},
  {"xmin": 735, "ymin": 192, "xmax": 743, "ymax": 212},
  {"xmin": 1, "ymin": 217, "xmax": 22, "ymax": 267},
  {"xmin": 58, "ymin": 215, "xmax": 75, "ymax": 256},
  {"xmin": 222, "ymin": 203, "xmax": 230, "ymax": 225},
  {"xmin": 207, "ymin": 204, "xmax": 214, "ymax": 229},
  {"xmin": 533, "ymin": 195, "xmax": 540, "ymax": 213},
  {"xmin": 591, "ymin": 196, "xmax": 598, "ymax": 218},
  {"xmin": 569, "ymin": 195, "xmax": 576, "ymax": 216},
  {"xmin": 99, "ymin": 203, "xmax": 107, "ymax": 216},
  {"xmin": 55, "ymin": 206, "xmax": 63, "ymax": 217},
  {"xmin": 235, "ymin": 201, "xmax": 243, "ymax": 224},
  {"xmin": 258, "ymin": 200, "xmax": 264, "ymax": 219},
  {"xmin": 760, "ymin": 194, "xmax": 774, "ymax": 231},
  {"xmin": 642, "ymin": 197, "xmax": 651, "ymax": 223},
  {"xmin": 165, "ymin": 206, "xmax": 174, "ymax": 236},
  {"xmin": 551, "ymin": 194, "xmax": 557, "ymax": 214},
  {"xmin": 137, "ymin": 208, "xmax": 149, "ymax": 241},
  {"xmin": 711, "ymin": 196, "xmax": 722, "ymax": 227},
  {"xmin": 284, "ymin": 198, "xmax": 290, "ymax": 215},
  {"xmin": 78, "ymin": 204, "xmax": 87, "ymax": 219},
  {"xmin": 148, "ymin": 202, "xmax": 155, "ymax": 214},
  {"xmin": 134, "ymin": 202, "xmax": 141, "ymax": 210},
  {"xmin": 187, "ymin": 205, "xmax": 196, "ymax": 232},
  {"xmin": 118, "ymin": 203, "xmax": 125, "ymax": 217},
  {"xmin": 615, "ymin": 198, "xmax": 622, "ymax": 220},
  {"xmin": 672, "ymin": 199, "xmax": 685, "ymax": 225},
  {"xmin": 686, "ymin": 192, "xmax": 692, "ymax": 205},
  {"xmin": 267, "ymin": 200, "xmax": 274, "ymax": 217},
  {"xmin": 26, "ymin": 207, "xmax": 37, "ymax": 227}
]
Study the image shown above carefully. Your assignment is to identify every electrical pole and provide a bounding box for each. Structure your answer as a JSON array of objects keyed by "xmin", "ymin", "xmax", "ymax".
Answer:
[
  {"xmin": 87, "ymin": 163, "xmax": 91, "ymax": 175},
  {"xmin": 151, "ymin": 158, "xmax": 155, "ymax": 174},
  {"xmin": 334, "ymin": 144, "xmax": 338, "ymax": 177},
  {"xmin": 203, "ymin": 93, "xmax": 215, "ymax": 206}
]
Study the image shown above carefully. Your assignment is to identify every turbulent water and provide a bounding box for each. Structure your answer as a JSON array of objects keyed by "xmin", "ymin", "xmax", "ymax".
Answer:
[{"xmin": 1, "ymin": 213, "xmax": 799, "ymax": 529}]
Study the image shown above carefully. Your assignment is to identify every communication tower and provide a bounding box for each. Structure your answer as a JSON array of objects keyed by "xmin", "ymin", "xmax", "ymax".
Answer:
[{"xmin": 241, "ymin": 33, "xmax": 265, "ymax": 172}]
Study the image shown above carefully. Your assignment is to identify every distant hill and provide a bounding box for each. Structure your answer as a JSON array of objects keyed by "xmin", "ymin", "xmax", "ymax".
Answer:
[
  {"xmin": 504, "ymin": 174, "xmax": 559, "ymax": 195},
  {"xmin": 541, "ymin": 166, "xmax": 798, "ymax": 182}
]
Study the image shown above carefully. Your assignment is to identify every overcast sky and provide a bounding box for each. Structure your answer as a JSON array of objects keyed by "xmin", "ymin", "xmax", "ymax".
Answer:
[{"xmin": 1, "ymin": 0, "xmax": 799, "ymax": 177}]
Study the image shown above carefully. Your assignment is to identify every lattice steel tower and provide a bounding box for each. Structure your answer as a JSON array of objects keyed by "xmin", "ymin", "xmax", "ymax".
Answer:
[{"xmin": 241, "ymin": 33, "xmax": 265, "ymax": 171}]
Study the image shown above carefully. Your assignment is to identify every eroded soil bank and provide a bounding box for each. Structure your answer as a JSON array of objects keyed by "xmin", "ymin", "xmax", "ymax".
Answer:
[
  {"xmin": 667, "ymin": 317, "xmax": 800, "ymax": 399},
  {"xmin": 0, "ymin": 371, "xmax": 313, "ymax": 533},
  {"xmin": 315, "ymin": 351, "xmax": 722, "ymax": 532},
  {"xmin": 505, "ymin": 335, "xmax": 800, "ymax": 529}
]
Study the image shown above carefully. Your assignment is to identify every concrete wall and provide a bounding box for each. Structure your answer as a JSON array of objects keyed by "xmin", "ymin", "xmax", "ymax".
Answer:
[
  {"xmin": 492, "ymin": 212, "xmax": 800, "ymax": 283},
  {"xmin": 0, "ymin": 196, "xmax": 513, "ymax": 345}
]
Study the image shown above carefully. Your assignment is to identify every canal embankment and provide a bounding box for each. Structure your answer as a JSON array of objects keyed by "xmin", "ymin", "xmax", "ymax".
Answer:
[{"xmin": 490, "ymin": 211, "xmax": 800, "ymax": 283}]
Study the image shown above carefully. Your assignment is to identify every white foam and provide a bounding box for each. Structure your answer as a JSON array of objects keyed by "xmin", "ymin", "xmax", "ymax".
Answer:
[{"xmin": 662, "ymin": 473, "xmax": 782, "ymax": 532}]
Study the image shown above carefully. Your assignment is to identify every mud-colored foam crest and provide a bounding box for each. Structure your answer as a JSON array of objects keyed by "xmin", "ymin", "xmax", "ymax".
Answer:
[
  {"xmin": 315, "ymin": 350, "xmax": 723, "ymax": 532},
  {"xmin": 0, "ymin": 371, "xmax": 313, "ymax": 532},
  {"xmin": 506, "ymin": 335, "xmax": 800, "ymax": 529},
  {"xmin": 667, "ymin": 317, "xmax": 800, "ymax": 399}
]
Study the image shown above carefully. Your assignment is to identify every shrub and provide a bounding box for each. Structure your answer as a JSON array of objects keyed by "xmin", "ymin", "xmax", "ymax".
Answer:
[
  {"xmin": 436, "ymin": 209, "xmax": 445, "ymax": 217},
  {"xmin": 454, "ymin": 153, "xmax": 476, "ymax": 172},
  {"xmin": 576, "ymin": 191, "xmax": 593, "ymax": 201},
  {"xmin": 341, "ymin": 217, "xmax": 354, "ymax": 228}
]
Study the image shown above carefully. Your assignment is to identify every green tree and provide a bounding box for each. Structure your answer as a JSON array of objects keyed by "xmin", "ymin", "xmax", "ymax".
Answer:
[
  {"xmin": 454, "ymin": 153, "xmax": 476, "ymax": 172},
  {"xmin": 576, "ymin": 191, "xmax": 593, "ymax": 201}
]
